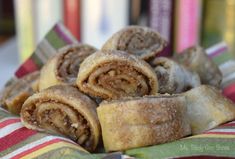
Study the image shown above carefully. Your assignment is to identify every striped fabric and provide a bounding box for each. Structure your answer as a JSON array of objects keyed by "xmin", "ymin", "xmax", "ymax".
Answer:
[
  {"xmin": 15, "ymin": 22, "xmax": 78, "ymax": 78},
  {"xmin": 125, "ymin": 120, "xmax": 235, "ymax": 159},
  {"xmin": 1, "ymin": 22, "xmax": 235, "ymax": 159},
  {"xmin": 0, "ymin": 108, "xmax": 132, "ymax": 159},
  {"xmin": 0, "ymin": 109, "xmax": 96, "ymax": 159},
  {"xmin": 1, "ymin": 108, "xmax": 235, "ymax": 159}
]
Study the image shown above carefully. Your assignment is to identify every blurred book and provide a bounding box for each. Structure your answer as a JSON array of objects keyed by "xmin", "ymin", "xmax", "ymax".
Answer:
[
  {"xmin": 0, "ymin": 0, "xmax": 15, "ymax": 44},
  {"xmin": 81, "ymin": 0, "xmax": 129, "ymax": 48},
  {"xmin": 15, "ymin": 0, "xmax": 131, "ymax": 60},
  {"xmin": 14, "ymin": 0, "xmax": 235, "ymax": 68},
  {"xmin": 14, "ymin": 0, "xmax": 35, "ymax": 62},
  {"xmin": 63, "ymin": 0, "xmax": 81, "ymax": 41},
  {"xmin": 129, "ymin": 0, "xmax": 141, "ymax": 25},
  {"xmin": 14, "ymin": 0, "xmax": 63, "ymax": 62},
  {"xmin": 149, "ymin": 0, "xmax": 174, "ymax": 56},
  {"xmin": 130, "ymin": 0, "xmax": 149, "ymax": 26},
  {"xmin": 173, "ymin": 0, "xmax": 202, "ymax": 53},
  {"xmin": 201, "ymin": 0, "xmax": 235, "ymax": 65}
]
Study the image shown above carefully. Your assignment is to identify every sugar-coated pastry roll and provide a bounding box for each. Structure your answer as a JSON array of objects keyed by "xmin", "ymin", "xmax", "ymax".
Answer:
[
  {"xmin": 102, "ymin": 26, "xmax": 167, "ymax": 61},
  {"xmin": 0, "ymin": 71, "xmax": 39, "ymax": 115},
  {"xmin": 174, "ymin": 46, "xmax": 222, "ymax": 87},
  {"xmin": 150, "ymin": 57, "xmax": 201, "ymax": 94},
  {"xmin": 183, "ymin": 85, "xmax": 235, "ymax": 134},
  {"xmin": 39, "ymin": 44, "xmax": 97, "ymax": 91},
  {"xmin": 97, "ymin": 95, "xmax": 191, "ymax": 151},
  {"xmin": 77, "ymin": 50, "xmax": 158, "ymax": 99},
  {"xmin": 21, "ymin": 85, "xmax": 101, "ymax": 152}
]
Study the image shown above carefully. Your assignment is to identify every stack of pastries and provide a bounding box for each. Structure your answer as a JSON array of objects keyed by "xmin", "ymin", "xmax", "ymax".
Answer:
[{"xmin": 1, "ymin": 26, "xmax": 235, "ymax": 152}]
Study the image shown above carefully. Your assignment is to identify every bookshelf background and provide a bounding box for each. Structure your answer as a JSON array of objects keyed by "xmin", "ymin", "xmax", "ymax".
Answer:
[
  {"xmin": 0, "ymin": 0, "xmax": 15, "ymax": 43},
  {"xmin": 9, "ymin": 0, "xmax": 235, "ymax": 62},
  {"xmin": 1, "ymin": 0, "xmax": 235, "ymax": 98}
]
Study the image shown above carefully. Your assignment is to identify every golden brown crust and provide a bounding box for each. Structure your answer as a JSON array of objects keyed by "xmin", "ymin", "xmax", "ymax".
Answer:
[
  {"xmin": 174, "ymin": 46, "xmax": 222, "ymax": 87},
  {"xmin": 76, "ymin": 50, "xmax": 158, "ymax": 99},
  {"xmin": 97, "ymin": 95, "xmax": 191, "ymax": 151},
  {"xmin": 39, "ymin": 44, "xmax": 97, "ymax": 91},
  {"xmin": 102, "ymin": 26, "xmax": 167, "ymax": 61},
  {"xmin": 21, "ymin": 85, "xmax": 101, "ymax": 152},
  {"xmin": 150, "ymin": 57, "xmax": 201, "ymax": 94},
  {"xmin": 0, "ymin": 71, "xmax": 39, "ymax": 115},
  {"xmin": 183, "ymin": 85, "xmax": 235, "ymax": 134}
]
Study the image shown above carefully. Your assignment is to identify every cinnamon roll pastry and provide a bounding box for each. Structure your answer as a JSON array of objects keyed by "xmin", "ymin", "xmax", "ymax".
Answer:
[
  {"xmin": 0, "ymin": 71, "xmax": 39, "ymax": 115},
  {"xmin": 76, "ymin": 50, "xmax": 158, "ymax": 99},
  {"xmin": 20, "ymin": 85, "xmax": 100, "ymax": 152},
  {"xmin": 150, "ymin": 57, "xmax": 201, "ymax": 94},
  {"xmin": 174, "ymin": 46, "xmax": 222, "ymax": 87},
  {"xmin": 102, "ymin": 26, "xmax": 167, "ymax": 61},
  {"xmin": 183, "ymin": 85, "xmax": 235, "ymax": 134},
  {"xmin": 39, "ymin": 44, "xmax": 97, "ymax": 91},
  {"xmin": 97, "ymin": 95, "xmax": 191, "ymax": 151}
]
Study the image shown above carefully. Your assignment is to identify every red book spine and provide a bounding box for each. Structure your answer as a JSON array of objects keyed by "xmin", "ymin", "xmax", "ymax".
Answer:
[
  {"xmin": 63, "ymin": 0, "xmax": 81, "ymax": 41},
  {"xmin": 174, "ymin": 0, "xmax": 202, "ymax": 53}
]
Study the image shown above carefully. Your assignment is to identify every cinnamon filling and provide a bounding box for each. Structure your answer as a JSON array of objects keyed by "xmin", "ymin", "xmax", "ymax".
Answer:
[
  {"xmin": 88, "ymin": 62, "xmax": 151, "ymax": 98},
  {"xmin": 57, "ymin": 47, "xmax": 95, "ymax": 83},
  {"xmin": 57, "ymin": 51, "xmax": 82, "ymax": 83},
  {"xmin": 23, "ymin": 101, "xmax": 92, "ymax": 149},
  {"xmin": 117, "ymin": 31, "xmax": 164, "ymax": 56}
]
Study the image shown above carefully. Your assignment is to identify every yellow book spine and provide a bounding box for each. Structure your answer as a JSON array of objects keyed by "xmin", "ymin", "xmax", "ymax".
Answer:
[{"xmin": 14, "ymin": 0, "xmax": 35, "ymax": 62}]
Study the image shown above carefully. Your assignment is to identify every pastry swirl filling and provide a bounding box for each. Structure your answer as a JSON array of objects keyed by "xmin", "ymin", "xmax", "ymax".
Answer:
[
  {"xmin": 39, "ymin": 44, "xmax": 97, "ymax": 91},
  {"xmin": 77, "ymin": 50, "xmax": 158, "ymax": 99},
  {"xmin": 23, "ymin": 100, "xmax": 92, "ymax": 149},
  {"xmin": 117, "ymin": 30, "xmax": 166, "ymax": 57},
  {"xmin": 21, "ymin": 85, "xmax": 100, "ymax": 152},
  {"xmin": 87, "ymin": 62, "xmax": 151, "ymax": 98},
  {"xmin": 57, "ymin": 45, "xmax": 97, "ymax": 83},
  {"xmin": 102, "ymin": 26, "xmax": 167, "ymax": 60}
]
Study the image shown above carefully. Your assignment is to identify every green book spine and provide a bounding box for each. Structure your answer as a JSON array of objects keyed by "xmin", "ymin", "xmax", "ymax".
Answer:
[{"xmin": 201, "ymin": 0, "xmax": 235, "ymax": 65}]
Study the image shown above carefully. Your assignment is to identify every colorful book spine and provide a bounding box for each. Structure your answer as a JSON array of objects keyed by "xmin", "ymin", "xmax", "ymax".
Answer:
[
  {"xmin": 149, "ymin": 0, "xmax": 174, "ymax": 56},
  {"xmin": 14, "ymin": 0, "xmax": 63, "ymax": 62},
  {"xmin": 174, "ymin": 0, "xmax": 202, "ymax": 53},
  {"xmin": 128, "ymin": 0, "xmax": 141, "ymax": 25},
  {"xmin": 63, "ymin": 0, "xmax": 81, "ymax": 41},
  {"xmin": 14, "ymin": 0, "xmax": 35, "ymax": 62},
  {"xmin": 0, "ymin": 0, "xmax": 15, "ymax": 35},
  {"xmin": 201, "ymin": 0, "xmax": 235, "ymax": 65}
]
